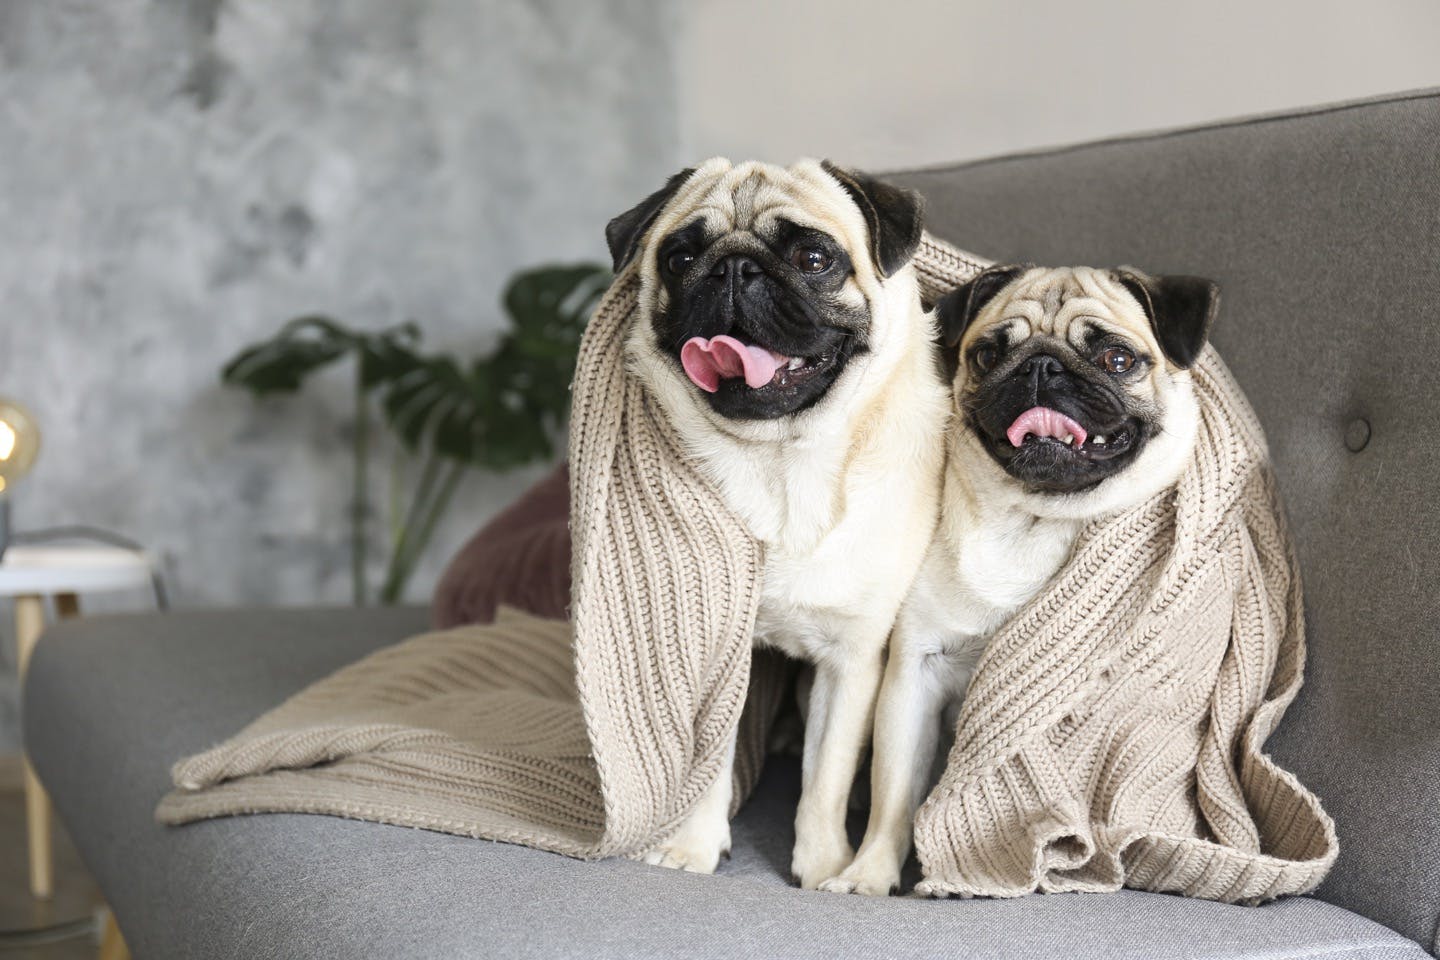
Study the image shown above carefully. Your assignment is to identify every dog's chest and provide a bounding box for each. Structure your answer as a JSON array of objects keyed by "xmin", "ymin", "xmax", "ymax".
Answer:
[
  {"xmin": 702, "ymin": 444, "xmax": 919, "ymax": 661},
  {"xmin": 751, "ymin": 542, "xmax": 874, "ymax": 661},
  {"xmin": 915, "ymin": 513, "xmax": 1080, "ymax": 659},
  {"xmin": 958, "ymin": 516, "xmax": 1078, "ymax": 618}
]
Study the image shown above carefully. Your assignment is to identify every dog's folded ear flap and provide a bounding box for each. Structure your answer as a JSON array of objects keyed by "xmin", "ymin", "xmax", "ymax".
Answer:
[
  {"xmin": 605, "ymin": 168, "xmax": 696, "ymax": 273},
  {"xmin": 1114, "ymin": 269, "xmax": 1220, "ymax": 369},
  {"xmin": 821, "ymin": 161, "xmax": 924, "ymax": 278},
  {"xmin": 937, "ymin": 264, "xmax": 1027, "ymax": 348}
]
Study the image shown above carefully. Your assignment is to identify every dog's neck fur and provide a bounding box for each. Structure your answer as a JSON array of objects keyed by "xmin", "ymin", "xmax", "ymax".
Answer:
[
  {"xmin": 656, "ymin": 267, "xmax": 942, "ymax": 551},
  {"xmin": 937, "ymin": 432, "xmax": 1082, "ymax": 624},
  {"xmin": 937, "ymin": 378, "xmax": 1200, "ymax": 625}
]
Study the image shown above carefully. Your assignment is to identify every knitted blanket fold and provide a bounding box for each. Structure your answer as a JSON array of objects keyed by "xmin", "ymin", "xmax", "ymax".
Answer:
[
  {"xmin": 910, "ymin": 348, "xmax": 1338, "ymax": 903},
  {"xmin": 158, "ymin": 232, "xmax": 1335, "ymax": 903},
  {"xmin": 157, "ymin": 263, "xmax": 772, "ymax": 858}
]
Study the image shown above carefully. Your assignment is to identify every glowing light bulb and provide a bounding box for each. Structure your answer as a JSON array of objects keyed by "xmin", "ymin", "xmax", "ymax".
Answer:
[{"xmin": 0, "ymin": 398, "xmax": 40, "ymax": 491}]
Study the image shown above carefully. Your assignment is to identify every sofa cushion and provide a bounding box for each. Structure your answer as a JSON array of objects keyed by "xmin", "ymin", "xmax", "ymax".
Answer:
[
  {"xmin": 25, "ymin": 609, "xmax": 1427, "ymax": 959},
  {"xmin": 890, "ymin": 88, "xmax": 1440, "ymax": 952},
  {"xmin": 431, "ymin": 463, "xmax": 571, "ymax": 629}
]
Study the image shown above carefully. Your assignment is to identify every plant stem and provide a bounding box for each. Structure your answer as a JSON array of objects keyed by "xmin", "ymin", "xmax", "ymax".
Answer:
[
  {"xmin": 380, "ymin": 451, "xmax": 443, "ymax": 603},
  {"xmin": 351, "ymin": 364, "xmax": 369, "ymax": 606},
  {"xmin": 387, "ymin": 448, "xmax": 404, "ymax": 549},
  {"xmin": 379, "ymin": 460, "xmax": 465, "ymax": 605}
]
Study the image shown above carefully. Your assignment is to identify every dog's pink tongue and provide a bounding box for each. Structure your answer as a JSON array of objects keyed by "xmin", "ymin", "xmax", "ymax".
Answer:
[
  {"xmin": 1006, "ymin": 407, "xmax": 1088, "ymax": 447},
  {"xmin": 680, "ymin": 335, "xmax": 787, "ymax": 393}
]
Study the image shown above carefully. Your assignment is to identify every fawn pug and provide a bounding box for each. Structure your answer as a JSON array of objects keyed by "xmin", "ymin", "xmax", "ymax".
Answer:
[
  {"xmin": 608, "ymin": 158, "xmax": 948, "ymax": 888},
  {"xmin": 823, "ymin": 264, "xmax": 1219, "ymax": 896}
]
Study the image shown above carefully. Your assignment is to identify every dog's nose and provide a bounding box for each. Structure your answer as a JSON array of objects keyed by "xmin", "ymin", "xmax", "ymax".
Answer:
[
  {"xmin": 709, "ymin": 255, "xmax": 763, "ymax": 285},
  {"xmin": 1020, "ymin": 354, "xmax": 1065, "ymax": 380}
]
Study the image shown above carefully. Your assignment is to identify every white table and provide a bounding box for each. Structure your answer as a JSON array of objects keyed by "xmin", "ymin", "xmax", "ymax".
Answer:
[{"xmin": 0, "ymin": 544, "xmax": 154, "ymax": 902}]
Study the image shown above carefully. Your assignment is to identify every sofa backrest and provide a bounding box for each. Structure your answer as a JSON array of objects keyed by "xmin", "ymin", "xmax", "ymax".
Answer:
[{"xmin": 891, "ymin": 88, "xmax": 1440, "ymax": 952}]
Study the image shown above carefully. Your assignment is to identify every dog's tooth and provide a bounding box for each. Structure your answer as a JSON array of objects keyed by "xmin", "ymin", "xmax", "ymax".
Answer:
[
  {"xmin": 1063, "ymin": 434, "xmax": 1074, "ymax": 446},
  {"xmin": 787, "ymin": 357, "xmax": 804, "ymax": 371},
  {"xmin": 1094, "ymin": 435, "xmax": 1107, "ymax": 445}
]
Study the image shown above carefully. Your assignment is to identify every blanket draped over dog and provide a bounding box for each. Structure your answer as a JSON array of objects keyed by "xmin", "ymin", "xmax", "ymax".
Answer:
[{"xmin": 157, "ymin": 234, "xmax": 1336, "ymax": 902}]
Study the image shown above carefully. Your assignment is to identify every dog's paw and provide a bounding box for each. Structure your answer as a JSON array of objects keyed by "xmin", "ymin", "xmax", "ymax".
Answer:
[
  {"xmin": 641, "ymin": 821, "xmax": 731, "ymax": 874},
  {"xmin": 818, "ymin": 854, "xmax": 899, "ymax": 896},
  {"xmin": 790, "ymin": 837, "xmax": 854, "ymax": 890}
]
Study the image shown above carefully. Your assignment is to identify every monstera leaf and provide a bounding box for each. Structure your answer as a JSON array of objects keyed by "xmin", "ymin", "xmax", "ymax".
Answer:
[
  {"xmin": 219, "ymin": 261, "xmax": 612, "ymax": 606},
  {"xmin": 382, "ymin": 355, "xmax": 490, "ymax": 460},
  {"xmin": 222, "ymin": 317, "xmax": 422, "ymax": 394},
  {"xmin": 378, "ymin": 264, "xmax": 610, "ymax": 468},
  {"xmin": 494, "ymin": 264, "xmax": 612, "ymax": 424}
]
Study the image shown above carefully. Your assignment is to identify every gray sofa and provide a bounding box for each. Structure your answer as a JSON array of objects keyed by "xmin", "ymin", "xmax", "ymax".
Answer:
[{"xmin": 25, "ymin": 88, "xmax": 1440, "ymax": 959}]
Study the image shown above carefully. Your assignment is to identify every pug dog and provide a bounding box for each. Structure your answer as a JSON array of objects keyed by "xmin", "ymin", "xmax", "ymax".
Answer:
[
  {"xmin": 822, "ymin": 264, "xmax": 1219, "ymax": 896},
  {"xmin": 607, "ymin": 158, "xmax": 949, "ymax": 888}
]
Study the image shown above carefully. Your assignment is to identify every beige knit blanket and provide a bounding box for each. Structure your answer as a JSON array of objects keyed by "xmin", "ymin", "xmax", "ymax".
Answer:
[
  {"xmin": 158, "ymin": 249, "xmax": 771, "ymax": 857},
  {"xmin": 158, "ymin": 234, "xmax": 1335, "ymax": 902},
  {"xmin": 912, "ymin": 343, "xmax": 1337, "ymax": 902}
]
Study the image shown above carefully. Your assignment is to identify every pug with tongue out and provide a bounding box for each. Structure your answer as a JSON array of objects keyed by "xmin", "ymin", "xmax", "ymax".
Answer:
[
  {"xmin": 823, "ymin": 263, "xmax": 1219, "ymax": 897},
  {"xmin": 608, "ymin": 158, "xmax": 949, "ymax": 889}
]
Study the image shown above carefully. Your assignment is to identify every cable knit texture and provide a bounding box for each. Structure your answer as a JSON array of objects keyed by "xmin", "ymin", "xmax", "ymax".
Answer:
[
  {"xmin": 157, "ymin": 234, "xmax": 1334, "ymax": 902},
  {"xmin": 911, "ymin": 337, "xmax": 1337, "ymax": 903},
  {"xmin": 158, "ymin": 259, "xmax": 772, "ymax": 857}
]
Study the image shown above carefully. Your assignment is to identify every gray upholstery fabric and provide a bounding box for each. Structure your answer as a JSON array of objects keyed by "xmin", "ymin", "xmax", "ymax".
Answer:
[
  {"xmin": 23, "ymin": 90, "xmax": 1440, "ymax": 958},
  {"xmin": 889, "ymin": 87, "xmax": 1440, "ymax": 952},
  {"xmin": 25, "ymin": 609, "xmax": 1427, "ymax": 959}
]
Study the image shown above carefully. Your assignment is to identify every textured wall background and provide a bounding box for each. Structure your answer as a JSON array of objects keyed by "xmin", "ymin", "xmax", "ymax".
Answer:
[
  {"xmin": 0, "ymin": 0, "xmax": 680, "ymax": 748},
  {"xmin": 4, "ymin": 0, "xmax": 1438, "ymax": 751},
  {"xmin": 681, "ymin": 0, "xmax": 1440, "ymax": 169}
]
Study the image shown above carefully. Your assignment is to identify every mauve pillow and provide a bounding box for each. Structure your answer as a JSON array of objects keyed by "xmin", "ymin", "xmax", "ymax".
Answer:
[{"xmin": 431, "ymin": 463, "xmax": 571, "ymax": 629}]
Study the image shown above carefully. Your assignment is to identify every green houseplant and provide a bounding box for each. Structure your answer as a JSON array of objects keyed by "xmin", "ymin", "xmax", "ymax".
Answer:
[{"xmin": 221, "ymin": 263, "xmax": 611, "ymax": 605}]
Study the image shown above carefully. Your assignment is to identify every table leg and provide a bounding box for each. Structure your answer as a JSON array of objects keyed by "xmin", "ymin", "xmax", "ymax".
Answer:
[
  {"xmin": 98, "ymin": 905, "xmax": 131, "ymax": 960},
  {"xmin": 55, "ymin": 592, "xmax": 80, "ymax": 619},
  {"xmin": 14, "ymin": 594, "xmax": 52, "ymax": 900}
]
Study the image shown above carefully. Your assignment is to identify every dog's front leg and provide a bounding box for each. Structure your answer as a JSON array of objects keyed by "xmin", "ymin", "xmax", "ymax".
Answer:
[
  {"xmin": 790, "ymin": 643, "xmax": 884, "ymax": 889},
  {"xmin": 821, "ymin": 636, "xmax": 945, "ymax": 896},
  {"xmin": 641, "ymin": 726, "xmax": 736, "ymax": 873}
]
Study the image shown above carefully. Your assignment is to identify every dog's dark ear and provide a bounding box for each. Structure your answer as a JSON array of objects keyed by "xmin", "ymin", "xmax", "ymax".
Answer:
[
  {"xmin": 937, "ymin": 264, "xmax": 1027, "ymax": 348},
  {"xmin": 1114, "ymin": 269, "xmax": 1219, "ymax": 369},
  {"xmin": 821, "ymin": 161, "xmax": 924, "ymax": 278},
  {"xmin": 605, "ymin": 168, "xmax": 696, "ymax": 273}
]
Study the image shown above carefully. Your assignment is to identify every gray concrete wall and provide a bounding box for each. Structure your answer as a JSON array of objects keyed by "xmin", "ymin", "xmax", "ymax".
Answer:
[
  {"xmin": 0, "ymin": 0, "xmax": 680, "ymax": 749},
  {"xmin": 680, "ymin": 0, "xmax": 1440, "ymax": 169}
]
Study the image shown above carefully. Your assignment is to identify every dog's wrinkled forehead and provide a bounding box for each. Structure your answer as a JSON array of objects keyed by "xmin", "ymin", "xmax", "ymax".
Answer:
[
  {"xmin": 968, "ymin": 267, "xmax": 1158, "ymax": 352},
  {"xmin": 645, "ymin": 158, "xmax": 871, "ymax": 269}
]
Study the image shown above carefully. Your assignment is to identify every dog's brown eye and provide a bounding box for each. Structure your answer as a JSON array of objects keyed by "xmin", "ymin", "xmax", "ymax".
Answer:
[
  {"xmin": 790, "ymin": 247, "xmax": 832, "ymax": 273},
  {"xmin": 1099, "ymin": 346, "xmax": 1135, "ymax": 374},
  {"xmin": 972, "ymin": 345, "xmax": 998, "ymax": 373},
  {"xmin": 665, "ymin": 251, "xmax": 695, "ymax": 275}
]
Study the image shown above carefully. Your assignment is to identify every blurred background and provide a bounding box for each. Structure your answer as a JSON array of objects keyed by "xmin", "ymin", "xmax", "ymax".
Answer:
[{"xmin": 0, "ymin": 0, "xmax": 1437, "ymax": 749}]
